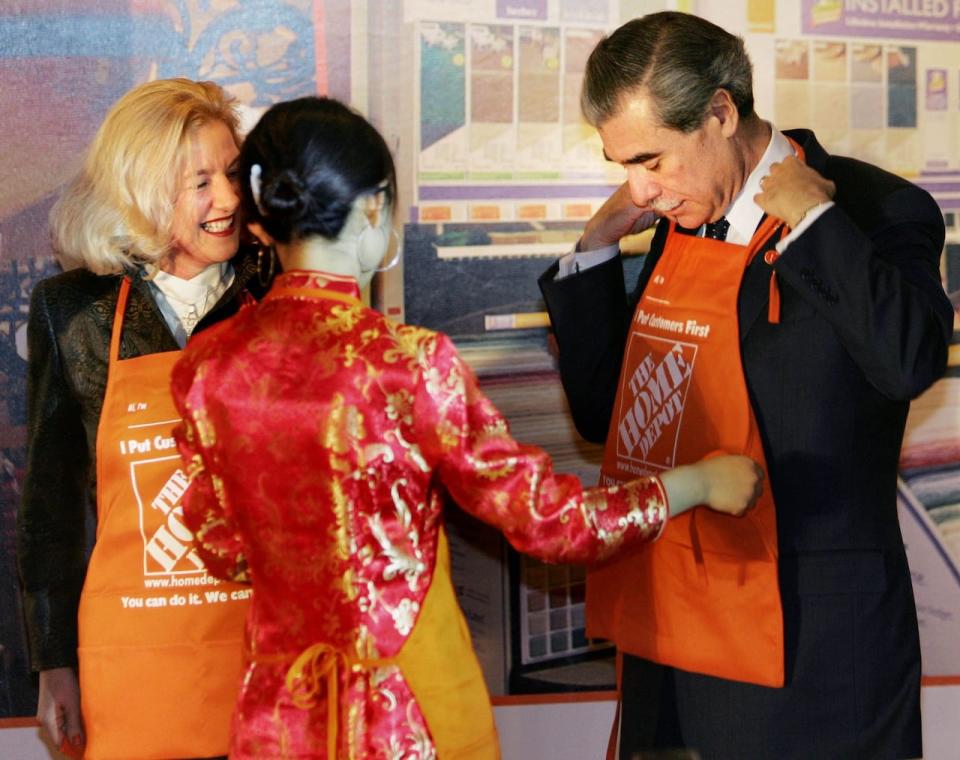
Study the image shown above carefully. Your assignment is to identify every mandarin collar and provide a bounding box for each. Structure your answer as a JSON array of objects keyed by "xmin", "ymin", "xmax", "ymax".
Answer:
[{"xmin": 269, "ymin": 270, "xmax": 362, "ymax": 301}]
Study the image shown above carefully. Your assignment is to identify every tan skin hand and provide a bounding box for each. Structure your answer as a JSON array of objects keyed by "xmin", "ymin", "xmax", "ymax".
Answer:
[
  {"xmin": 38, "ymin": 667, "xmax": 85, "ymax": 751},
  {"xmin": 754, "ymin": 155, "xmax": 836, "ymax": 230},
  {"xmin": 660, "ymin": 454, "xmax": 764, "ymax": 517},
  {"xmin": 696, "ymin": 455, "xmax": 765, "ymax": 516},
  {"xmin": 581, "ymin": 182, "xmax": 660, "ymax": 250}
]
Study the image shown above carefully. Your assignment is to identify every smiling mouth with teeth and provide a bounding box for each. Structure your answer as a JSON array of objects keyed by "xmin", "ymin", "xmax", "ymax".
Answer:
[{"xmin": 201, "ymin": 216, "xmax": 235, "ymax": 234}]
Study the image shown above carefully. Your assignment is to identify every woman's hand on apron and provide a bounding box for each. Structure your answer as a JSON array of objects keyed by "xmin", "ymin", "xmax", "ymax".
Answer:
[
  {"xmin": 581, "ymin": 182, "xmax": 660, "ymax": 251},
  {"xmin": 38, "ymin": 667, "xmax": 85, "ymax": 756},
  {"xmin": 662, "ymin": 455, "xmax": 764, "ymax": 517},
  {"xmin": 696, "ymin": 454, "xmax": 765, "ymax": 516}
]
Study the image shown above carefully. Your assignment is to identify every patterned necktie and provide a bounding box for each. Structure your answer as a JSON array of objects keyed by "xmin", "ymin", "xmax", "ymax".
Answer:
[{"xmin": 704, "ymin": 216, "xmax": 730, "ymax": 241}]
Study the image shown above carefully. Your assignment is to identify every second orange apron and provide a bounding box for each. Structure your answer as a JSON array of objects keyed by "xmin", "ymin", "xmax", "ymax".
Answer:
[
  {"xmin": 587, "ymin": 214, "xmax": 786, "ymax": 688},
  {"xmin": 77, "ymin": 277, "xmax": 250, "ymax": 759}
]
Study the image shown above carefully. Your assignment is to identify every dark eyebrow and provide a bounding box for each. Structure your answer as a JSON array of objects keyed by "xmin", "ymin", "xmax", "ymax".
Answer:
[{"xmin": 602, "ymin": 148, "xmax": 661, "ymax": 165}]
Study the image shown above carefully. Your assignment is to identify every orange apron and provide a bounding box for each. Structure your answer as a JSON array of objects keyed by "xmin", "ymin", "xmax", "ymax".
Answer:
[
  {"xmin": 586, "ymin": 212, "xmax": 787, "ymax": 689},
  {"xmin": 77, "ymin": 277, "xmax": 249, "ymax": 759}
]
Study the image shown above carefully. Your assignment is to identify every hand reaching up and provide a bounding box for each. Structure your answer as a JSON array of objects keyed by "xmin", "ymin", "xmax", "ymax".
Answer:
[
  {"xmin": 754, "ymin": 155, "xmax": 835, "ymax": 230},
  {"xmin": 580, "ymin": 181, "xmax": 660, "ymax": 250}
]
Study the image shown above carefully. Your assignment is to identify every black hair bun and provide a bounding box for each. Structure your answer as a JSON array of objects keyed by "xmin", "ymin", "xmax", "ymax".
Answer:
[
  {"xmin": 239, "ymin": 96, "xmax": 396, "ymax": 243},
  {"xmin": 262, "ymin": 169, "xmax": 309, "ymax": 221}
]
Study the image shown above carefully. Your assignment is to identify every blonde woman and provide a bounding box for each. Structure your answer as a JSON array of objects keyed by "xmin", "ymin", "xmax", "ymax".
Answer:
[{"xmin": 17, "ymin": 78, "xmax": 269, "ymax": 759}]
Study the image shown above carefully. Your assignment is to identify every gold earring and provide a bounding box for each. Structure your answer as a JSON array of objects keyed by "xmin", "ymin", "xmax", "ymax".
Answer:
[{"xmin": 257, "ymin": 245, "xmax": 277, "ymax": 288}]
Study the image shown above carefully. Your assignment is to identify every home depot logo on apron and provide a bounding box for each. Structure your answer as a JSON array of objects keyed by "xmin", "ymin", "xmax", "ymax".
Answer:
[
  {"xmin": 77, "ymin": 277, "xmax": 249, "ymax": 759},
  {"xmin": 587, "ymin": 212, "xmax": 789, "ymax": 689},
  {"xmin": 612, "ymin": 333, "xmax": 696, "ymax": 470}
]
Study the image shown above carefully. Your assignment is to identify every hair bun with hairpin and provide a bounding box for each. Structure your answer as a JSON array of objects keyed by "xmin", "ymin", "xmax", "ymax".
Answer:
[
  {"xmin": 240, "ymin": 96, "xmax": 396, "ymax": 243},
  {"xmin": 261, "ymin": 168, "xmax": 310, "ymax": 222}
]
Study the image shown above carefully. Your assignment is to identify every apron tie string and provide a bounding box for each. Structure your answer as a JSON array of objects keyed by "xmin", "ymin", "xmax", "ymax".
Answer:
[
  {"xmin": 768, "ymin": 271, "xmax": 781, "ymax": 324},
  {"xmin": 762, "ymin": 248, "xmax": 783, "ymax": 324},
  {"xmin": 286, "ymin": 643, "xmax": 343, "ymax": 759},
  {"xmin": 252, "ymin": 643, "xmax": 399, "ymax": 758}
]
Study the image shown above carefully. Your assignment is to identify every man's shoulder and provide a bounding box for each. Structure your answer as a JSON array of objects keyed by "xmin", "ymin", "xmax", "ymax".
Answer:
[
  {"xmin": 786, "ymin": 128, "xmax": 908, "ymax": 188},
  {"xmin": 828, "ymin": 155, "xmax": 941, "ymax": 233},
  {"xmin": 827, "ymin": 155, "xmax": 913, "ymax": 194},
  {"xmin": 787, "ymin": 128, "xmax": 939, "ymax": 228}
]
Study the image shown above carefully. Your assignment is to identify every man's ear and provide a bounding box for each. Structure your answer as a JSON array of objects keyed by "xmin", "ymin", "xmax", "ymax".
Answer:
[
  {"xmin": 247, "ymin": 221, "xmax": 274, "ymax": 247},
  {"xmin": 709, "ymin": 88, "xmax": 739, "ymax": 138}
]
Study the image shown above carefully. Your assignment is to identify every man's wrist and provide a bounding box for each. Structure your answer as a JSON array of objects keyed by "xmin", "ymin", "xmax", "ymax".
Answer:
[
  {"xmin": 557, "ymin": 243, "xmax": 620, "ymax": 279},
  {"xmin": 777, "ymin": 200, "xmax": 835, "ymax": 254},
  {"xmin": 791, "ymin": 199, "xmax": 831, "ymax": 229}
]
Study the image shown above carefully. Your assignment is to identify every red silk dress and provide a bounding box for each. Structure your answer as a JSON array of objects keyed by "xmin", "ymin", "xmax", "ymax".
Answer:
[{"xmin": 171, "ymin": 270, "xmax": 669, "ymax": 759}]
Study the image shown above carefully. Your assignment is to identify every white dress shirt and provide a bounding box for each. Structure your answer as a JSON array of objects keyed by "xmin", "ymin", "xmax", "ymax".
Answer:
[{"xmin": 149, "ymin": 261, "xmax": 235, "ymax": 347}]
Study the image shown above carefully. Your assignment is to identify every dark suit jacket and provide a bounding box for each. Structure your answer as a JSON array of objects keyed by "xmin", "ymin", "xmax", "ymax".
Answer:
[
  {"xmin": 539, "ymin": 129, "xmax": 954, "ymax": 759},
  {"xmin": 17, "ymin": 246, "xmax": 267, "ymax": 672}
]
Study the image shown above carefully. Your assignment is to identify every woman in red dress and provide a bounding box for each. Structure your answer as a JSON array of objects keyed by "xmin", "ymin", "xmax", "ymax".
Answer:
[{"xmin": 170, "ymin": 97, "xmax": 762, "ymax": 759}]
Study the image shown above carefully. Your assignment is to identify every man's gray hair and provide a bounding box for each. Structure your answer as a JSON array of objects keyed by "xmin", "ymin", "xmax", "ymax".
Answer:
[{"xmin": 581, "ymin": 11, "xmax": 754, "ymax": 132}]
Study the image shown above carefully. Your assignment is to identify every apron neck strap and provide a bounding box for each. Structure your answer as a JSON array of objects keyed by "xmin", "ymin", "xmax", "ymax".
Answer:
[
  {"xmin": 746, "ymin": 215, "xmax": 786, "ymax": 264},
  {"xmin": 747, "ymin": 134, "xmax": 807, "ymax": 263},
  {"xmin": 785, "ymin": 133, "xmax": 806, "ymax": 163},
  {"xmin": 110, "ymin": 276, "xmax": 133, "ymax": 363},
  {"xmin": 666, "ymin": 214, "xmax": 784, "ymax": 261}
]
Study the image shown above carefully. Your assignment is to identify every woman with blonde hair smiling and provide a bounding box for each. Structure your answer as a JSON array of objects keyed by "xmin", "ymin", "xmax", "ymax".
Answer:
[{"xmin": 17, "ymin": 77, "xmax": 268, "ymax": 759}]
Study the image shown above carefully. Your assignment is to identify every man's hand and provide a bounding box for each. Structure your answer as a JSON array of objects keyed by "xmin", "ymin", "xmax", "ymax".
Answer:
[
  {"xmin": 754, "ymin": 155, "xmax": 835, "ymax": 230},
  {"xmin": 581, "ymin": 181, "xmax": 660, "ymax": 250},
  {"xmin": 37, "ymin": 667, "xmax": 85, "ymax": 755}
]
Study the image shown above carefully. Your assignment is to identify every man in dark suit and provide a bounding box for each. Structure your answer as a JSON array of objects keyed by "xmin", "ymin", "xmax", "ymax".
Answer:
[{"xmin": 539, "ymin": 12, "xmax": 954, "ymax": 759}]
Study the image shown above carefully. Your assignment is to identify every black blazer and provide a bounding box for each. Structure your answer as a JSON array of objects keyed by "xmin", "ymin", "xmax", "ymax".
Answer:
[
  {"xmin": 17, "ymin": 246, "xmax": 267, "ymax": 672},
  {"xmin": 539, "ymin": 129, "xmax": 954, "ymax": 758}
]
